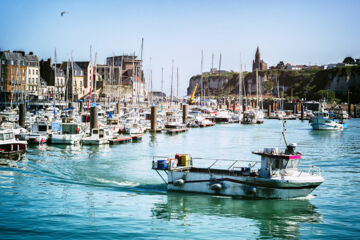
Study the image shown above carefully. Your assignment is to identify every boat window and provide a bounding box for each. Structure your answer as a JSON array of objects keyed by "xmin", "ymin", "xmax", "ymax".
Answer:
[
  {"xmin": 273, "ymin": 159, "xmax": 289, "ymax": 169},
  {"xmin": 0, "ymin": 134, "xmax": 3, "ymax": 140},
  {"xmin": 4, "ymin": 133, "xmax": 12, "ymax": 140},
  {"xmin": 92, "ymin": 129, "xmax": 99, "ymax": 135},
  {"xmin": 286, "ymin": 159, "xmax": 300, "ymax": 169},
  {"xmin": 39, "ymin": 125, "xmax": 47, "ymax": 131},
  {"xmin": 62, "ymin": 124, "xmax": 77, "ymax": 134},
  {"xmin": 99, "ymin": 129, "xmax": 104, "ymax": 138}
]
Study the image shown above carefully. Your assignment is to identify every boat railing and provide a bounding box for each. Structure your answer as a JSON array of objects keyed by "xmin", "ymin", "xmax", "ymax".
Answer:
[
  {"xmin": 152, "ymin": 155, "xmax": 259, "ymax": 174},
  {"xmin": 298, "ymin": 165, "xmax": 321, "ymax": 176}
]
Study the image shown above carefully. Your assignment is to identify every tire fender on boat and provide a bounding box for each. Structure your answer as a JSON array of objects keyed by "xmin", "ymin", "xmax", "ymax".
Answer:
[
  {"xmin": 174, "ymin": 179, "xmax": 185, "ymax": 186},
  {"xmin": 210, "ymin": 183, "xmax": 222, "ymax": 191}
]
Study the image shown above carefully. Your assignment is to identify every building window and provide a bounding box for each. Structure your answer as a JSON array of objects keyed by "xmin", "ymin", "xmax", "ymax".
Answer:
[{"xmin": 36, "ymin": 70, "xmax": 38, "ymax": 74}]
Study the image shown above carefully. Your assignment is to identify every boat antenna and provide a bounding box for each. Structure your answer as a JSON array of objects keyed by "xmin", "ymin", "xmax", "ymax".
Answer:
[{"xmin": 281, "ymin": 120, "xmax": 288, "ymax": 147}]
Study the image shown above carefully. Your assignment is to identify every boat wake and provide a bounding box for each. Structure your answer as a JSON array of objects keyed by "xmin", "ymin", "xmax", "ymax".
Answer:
[{"xmin": 91, "ymin": 177, "xmax": 141, "ymax": 187}]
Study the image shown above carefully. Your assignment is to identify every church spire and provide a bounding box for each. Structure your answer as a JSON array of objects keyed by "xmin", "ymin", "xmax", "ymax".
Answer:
[{"xmin": 255, "ymin": 46, "xmax": 260, "ymax": 61}]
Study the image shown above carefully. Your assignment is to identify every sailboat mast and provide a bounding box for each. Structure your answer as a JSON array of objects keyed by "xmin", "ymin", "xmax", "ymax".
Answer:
[
  {"xmin": 239, "ymin": 56, "xmax": 243, "ymax": 119},
  {"xmin": 118, "ymin": 57, "xmax": 123, "ymax": 103},
  {"xmin": 161, "ymin": 67, "xmax": 164, "ymax": 94},
  {"xmin": 71, "ymin": 52, "xmax": 74, "ymax": 102},
  {"xmin": 66, "ymin": 59, "xmax": 69, "ymax": 103},
  {"xmin": 256, "ymin": 69, "xmax": 259, "ymax": 109},
  {"xmin": 176, "ymin": 66, "xmax": 179, "ymax": 102},
  {"xmin": 54, "ymin": 48, "xmax": 57, "ymax": 110},
  {"xmin": 170, "ymin": 60, "xmax": 174, "ymax": 106},
  {"xmin": 218, "ymin": 53, "xmax": 222, "ymax": 98},
  {"xmin": 200, "ymin": 50, "xmax": 203, "ymax": 105},
  {"xmin": 150, "ymin": 57, "xmax": 152, "ymax": 105}
]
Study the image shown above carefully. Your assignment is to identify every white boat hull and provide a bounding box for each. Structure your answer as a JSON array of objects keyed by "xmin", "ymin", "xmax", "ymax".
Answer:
[
  {"xmin": 310, "ymin": 118, "xmax": 343, "ymax": 130},
  {"xmin": 167, "ymin": 171, "xmax": 323, "ymax": 199},
  {"xmin": 81, "ymin": 138, "xmax": 109, "ymax": 145},
  {"xmin": 50, "ymin": 134, "xmax": 82, "ymax": 145}
]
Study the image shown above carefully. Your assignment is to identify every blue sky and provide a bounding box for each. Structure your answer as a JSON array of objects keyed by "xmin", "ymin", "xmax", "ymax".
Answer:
[{"xmin": 1, "ymin": 0, "xmax": 359, "ymax": 95}]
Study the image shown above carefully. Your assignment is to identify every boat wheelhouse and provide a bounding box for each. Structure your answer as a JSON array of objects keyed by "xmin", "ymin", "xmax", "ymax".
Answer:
[
  {"xmin": 0, "ymin": 129, "xmax": 27, "ymax": 158},
  {"xmin": 81, "ymin": 128, "xmax": 112, "ymax": 145},
  {"xmin": 50, "ymin": 123, "xmax": 83, "ymax": 145}
]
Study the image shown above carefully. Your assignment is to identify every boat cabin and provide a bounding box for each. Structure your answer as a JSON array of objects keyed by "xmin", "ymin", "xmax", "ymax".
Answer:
[
  {"xmin": 61, "ymin": 123, "xmax": 82, "ymax": 135},
  {"xmin": 31, "ymin": 122, "xmax": 49, "ymax": 134},
  {"xmin": 313, "ymin": 111, "xmax": 329, "ymax": 118},
  {"xmin": 254, "ymin": 146, "xmax": 301, "ymax": 178},
  {"xmin": 90, "ymin": 128, "xmax": 110, "ymax": 139}
]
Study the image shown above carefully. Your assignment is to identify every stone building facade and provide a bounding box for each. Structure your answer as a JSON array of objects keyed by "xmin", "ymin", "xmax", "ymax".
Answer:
[{"xmin": 0, "ymin": 51, "xmax": 27, "ymax": 103}]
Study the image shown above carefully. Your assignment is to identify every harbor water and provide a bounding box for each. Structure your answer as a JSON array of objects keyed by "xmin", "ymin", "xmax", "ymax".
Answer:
[{"xmin": 1, "ymin": 119, "xmax": 360, "ymax": 239}]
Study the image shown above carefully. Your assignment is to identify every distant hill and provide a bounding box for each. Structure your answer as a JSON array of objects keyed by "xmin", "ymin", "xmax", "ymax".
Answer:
[{"xmin": 187, "ymin": 66, "xmax": 360, "ymax": 103}]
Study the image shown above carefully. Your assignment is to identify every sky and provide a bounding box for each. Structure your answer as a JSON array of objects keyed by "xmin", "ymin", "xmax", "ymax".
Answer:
[{"xmin": 1, "ymin": 0, "xmax": 359, "ymax": 95}]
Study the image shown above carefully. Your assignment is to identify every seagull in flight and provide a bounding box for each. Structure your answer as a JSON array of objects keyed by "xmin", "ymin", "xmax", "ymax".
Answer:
[{"xmin": 61, "ymin": 11, "xmax": 68, "ymax": 16}]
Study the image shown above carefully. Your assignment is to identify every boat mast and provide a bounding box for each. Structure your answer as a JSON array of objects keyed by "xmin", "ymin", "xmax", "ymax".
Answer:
[
  {"xmin": 256, "ymin": 69, "xmax": 259, "ymax": 109},
  {"xmin": 112, "ymin": 53, "xmax": 115, "ymax": 103},
  {"xmin": 54, "ymin": 48, "xmax": 57, "ymax": 115},
  {"xmin": 239, "ymin": 54, "xmax": 243, "ymax": 121},
  {"xmin": 71, "ymin": 51, "xmax": 74, "ymax": 102},
  {"xmin": 92, "ymin": 52, "xmax": 97, "ymax": 104},
  {"xmin": 150, "ymin": 57, "xmax": 153, "ymax": 105},
  {"xmin": 176, "ymin": 66, "xmax": 179, "ymax": 103},
  {"xmin": 161, "ymin": 67, "xmax": 164, "ymax": 95},
  {"xmin": 10, "ymin": 58, "xmax": 13, "ymax": 108},
  {"xmin": 140, "ymin": 38, "xmax": 144, "ymax": 105},
  {"xmin": 170, "ymin": 60, "xmax": 174, "ymax": 106},
  {"xmin": 132, "ymin": 52, "xmax": 135, "ymax": 105},
  {"xmin": 118, "ymin": 56, "xmax": 123, "ymax": 104},
  {"xmin": 200, "ymin": 50, "xmax": 203, "ymax": 105},
  {"xmin": 218, "ymin": 53, "xmax": 222, "ymax": 99},
  {"xmin": 65, "ymin": 58, "xmax": 69, "ymax": 103}
]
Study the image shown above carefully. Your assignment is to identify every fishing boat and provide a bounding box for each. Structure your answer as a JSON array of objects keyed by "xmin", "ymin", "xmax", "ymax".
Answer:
[
  {"xmin": 19, "ymin": 121, "xmax": 50, "ymax": 144},
  {"xmin": 310, "ymin": 104, "xmax": 345, "ymax": 130},
  {"xmin": 241, "ymin": 109, "xmax": 264, "ymax": 124},
  {"xmin": 125, "ymin": 122, "xmax": 144, "ymax": 135},
  {"xmin": 165, "ymin": 115, "xmax": 186, "ymax": 129},
  {"xmin": 214, "ymin": 109, "xmax": 231, "ymax": 123},
  {"xmin": 81, "ymin": 127, "xmax": 112, "ymax": 145},
  {"xmin": 0, "ymin": 129, "xmax": 27, "ymax": 158},
  {"xmin": 152, "ymin": 122, "xmax": 324, "ymax": 199},
  {"xmin": 50, "ymin": 123, "xmax": 83, "ymax": 145}
]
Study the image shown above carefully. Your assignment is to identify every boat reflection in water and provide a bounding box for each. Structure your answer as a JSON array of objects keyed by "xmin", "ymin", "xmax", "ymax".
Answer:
[{"xmin": 151, "ymin": 193, "xmax": 322, "ymax": 239}]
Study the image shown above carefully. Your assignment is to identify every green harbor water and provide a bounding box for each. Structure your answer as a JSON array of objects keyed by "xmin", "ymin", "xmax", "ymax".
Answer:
[{"xmin": 0, "ymin": 119, "xmax": 360, "ymax": 239}]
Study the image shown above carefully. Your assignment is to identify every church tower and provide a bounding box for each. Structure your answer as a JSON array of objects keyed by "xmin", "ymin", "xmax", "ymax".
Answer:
[{"xmin": 252, "ymin": 47, "xmax": 268, "ymax": 72}]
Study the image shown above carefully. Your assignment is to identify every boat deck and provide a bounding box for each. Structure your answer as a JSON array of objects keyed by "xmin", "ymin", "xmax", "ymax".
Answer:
[
  {"xmin": 170, "ymin": 166, "xmax": 258, "ymax": 177},
  {"xmin": 166, "ymin": 128, "xmax": 189, "ymax": 134}
]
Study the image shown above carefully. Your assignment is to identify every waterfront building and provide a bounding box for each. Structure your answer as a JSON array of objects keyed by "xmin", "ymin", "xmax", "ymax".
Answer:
[
  {"xmin": 98, "ymin": 55, "xmax": 146, "ymax": 102},
  {"xmin": 0, "ymin": 51, "xmax": 27, "ymax": 104},
  {"xmin": 252, "ymin": 47, "xmax": 268, "ymax": 72},
  {"xmin": 24, "ymin": 53, "xmax": 40, "ymax": 98},
  {"xmin": 40, "ymin": 59, "xmax": 66, "ymax": 101},
  {"xmin": 75, "ymin": 62, "xmax": 93, "ymax": 99},
  {"xmin": 285, "ymin": 64, "xmax": 305, "ymax": 70},
  {"xmin": 59, "ymin": 61, "xmax": 84, "ymax": 101}
]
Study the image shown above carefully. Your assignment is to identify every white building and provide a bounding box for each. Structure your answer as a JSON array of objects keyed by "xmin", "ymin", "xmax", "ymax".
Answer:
[{"xmin": 24, "ymin": 53, "xmax": 40, "ymax": 96}]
